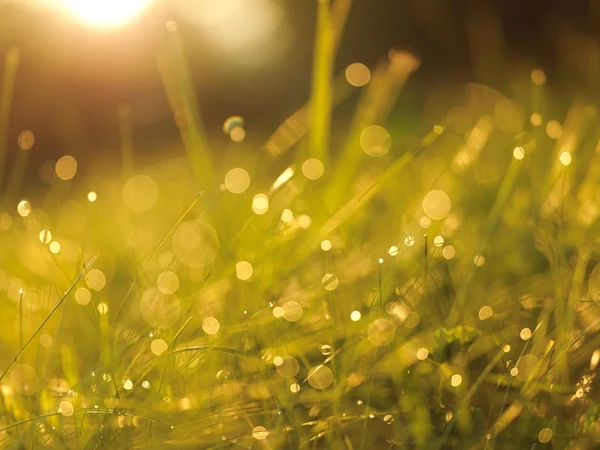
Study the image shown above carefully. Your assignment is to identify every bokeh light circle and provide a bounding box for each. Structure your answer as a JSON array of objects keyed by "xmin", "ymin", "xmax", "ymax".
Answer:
[
  {"xmin": 283, "ymin": 301, "xmax": 303, "ymax": 322},
  {"xmin": 423, "ymin": 190, "xmax": 451, "ymax": 220},
  {"xmin": 275, "ymin": 356, "xmax": 299, "ymax": 378},
  {"xmin": 122, "ymin": 175, "xmax": 158, "ymax": 213},
  {"xmin": 360, "ymin": 125, "xmax": 392, "ymax": 157},
  {"xmin": 307, "ymin": 365, "xmax": 334, "ymax": 389},
  {"xmin": 202, "ymin": 317, "xmax": 220, "ymax": 335},
  {"xmin": 140, "ymin": 287, "xmax": 180, "ymax": 329},
  {"xmin": 368, "ymin": 319, "xmax": 396, "ymax": 346},
  {"xmin": 55, "ymin": 155, "xmax": 78, "ymax": 181},
  {"xmin": 346, "ymin": 63, "xmax": 370, "ymax": 87},
  {"xmin": 173, "ymin": 220, "xmax": 219, "ymax": 268},
  {"xmin": 157, "ymin": 271, "xmax": 179, "ymax": 294},
  {"xmin": 302, "ymin": 158, "xmax": 325, "ymax": 180},
  {"xmin": 224, "ymin": 168, "xmax": 250, "ymax": 194}
]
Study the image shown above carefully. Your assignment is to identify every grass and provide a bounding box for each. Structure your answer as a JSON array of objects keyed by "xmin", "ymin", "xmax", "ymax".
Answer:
[{"xmin": 1, "ymin": 2, "xmax": 600, "ymax": 449}]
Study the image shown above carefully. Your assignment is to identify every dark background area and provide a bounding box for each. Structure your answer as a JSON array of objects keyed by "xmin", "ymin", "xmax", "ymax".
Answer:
[{"xmin": 0, "ymin": 0, "xmax": 597, "ymax": 189}]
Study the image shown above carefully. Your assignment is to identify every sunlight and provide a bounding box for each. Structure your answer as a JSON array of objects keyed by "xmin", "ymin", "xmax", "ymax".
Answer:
[{"xmin": 58, "ymin": 0, "xmax": 150, "ymax": 27}]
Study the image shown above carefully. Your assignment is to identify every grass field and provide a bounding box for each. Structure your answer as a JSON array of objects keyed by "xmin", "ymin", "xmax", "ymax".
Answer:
[{"xmin": 1, "ymin": 1, "xmax": 600, "ymax": 449}]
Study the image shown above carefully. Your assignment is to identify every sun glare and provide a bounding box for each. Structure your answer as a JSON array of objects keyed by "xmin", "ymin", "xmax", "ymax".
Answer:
[{"xmin": 58, "ymin": 0, "xmax": 150, "ymax": 27}]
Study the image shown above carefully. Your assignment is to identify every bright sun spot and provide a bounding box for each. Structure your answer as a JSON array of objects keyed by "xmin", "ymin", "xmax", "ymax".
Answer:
[{"xmin": 58, "ymin": 0, "xmax": 150, "ymax": 27}]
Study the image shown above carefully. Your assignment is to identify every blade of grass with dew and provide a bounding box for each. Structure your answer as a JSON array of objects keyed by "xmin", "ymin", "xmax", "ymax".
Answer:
[
  {"xmin": 111, "ymin": 193, "xmax": 202, "ymax": 328},
  {"xmin": 448, "ymin": 156, "xmax": 524, "ymax": 326},
  {"xmin": 0, "ymin": 255, "xmax": 97, "ymax": 383},
  {"xmin": 0, "ymin": 47, "xmax": 19, "ymax": 194},
  {"xmin": 324, "ymin": 51, "xmax": 420, "ymax": 209},
  {"xmin": 308, "ymin": 0, "xmax": 334, "ymax": 166},
  {"xmin": 157, "ymin": 33, "xmax": 214, "ymax": 187}
]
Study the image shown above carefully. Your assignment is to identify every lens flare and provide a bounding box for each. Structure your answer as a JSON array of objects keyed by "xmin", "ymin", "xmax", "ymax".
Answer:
[{"xmin": 58, "ymin": 0, "xmax": 150, "ymax": 28}]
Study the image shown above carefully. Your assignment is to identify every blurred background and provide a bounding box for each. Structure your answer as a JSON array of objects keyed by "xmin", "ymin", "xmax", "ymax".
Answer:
[{"xmin": 2, "ymin": 0, "xmax": 600, "ymax": 449}]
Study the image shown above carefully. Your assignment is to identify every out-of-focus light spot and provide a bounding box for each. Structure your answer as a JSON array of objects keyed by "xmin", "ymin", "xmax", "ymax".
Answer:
[
  {"xmin": 388, "ymin": 245, "xmax": 398, "ymax": 256},
  {"xmin": 140, "ymin": 288, "xmax": 180, "ymax": 328},
  {"xmin": 236, "ymin": 261, "xmax": 253, "ymax": 280},
  {"xmin": 433, "ymin": 125, "xmax": 444, "ymax": 135},
  {"xmin": 276, "ymin": 356, "xmax": 299, "ymax": 378},
  {"xmin": 49, "ymin": 241, "xmax": 61, "ymax": 254},
  {"xmin": 478, "ymin": 306, "xmax": 493, "ymax": 320},
  {"xmin": 59, "ymin": 400, "xmax": 74, "ymax": 417},
  {"xmin": 546, "ymin": 120, "xmax": 563, "ymax": 139},
  {"xmin": 122, "ymin": 379, "xmax": 133, "ymax": 390},
  {"xmin": 224, "ymin": 168, "xmax": 250, "ymax": 194},
  {"xmin": 17, "ymin": 200, "xmax": 31, "ymax": 217},
  {"xmin": 252, "ymin": 194, "xmax": 269, "ymax": 215},
  {"xmin": 404, "ymin": 236, "xmax": 415, "ymax": 247},
  {"xmin": 559, "ymin": 151, "xmax": 572, "ymax": 166},
  {"xmin": 591, "ymin": 349, "xmax": 600, "ymax": 370},
  {"xmin": 157, "ymin": 271, "xmax": 179, "ymax": 294},
  {"xmin": 378, "ymin": 257, "xmax": 384, "ymax": 264},
  {"xmin": 271, "ymin": 167, "xmax": 294, "ymax": 191},
  {"xmin": 351, "ymin": 311, "xmax": 361, "ymax": 321},
  {"xmin": 290, "ymin": 383, "xmax": 300, "ymax": 393},
  {"xmin": 10, "ymin": 364, "xmax": 38, "ymax": 395},
  {"xmin": 520, "ymin": 327, "xmax": 532, "ymax": 340},
  {"xmin": 451, "ymin": 374, "xmax": 462, "ymax": 387},
  {"xmin": 320, "ymin": 344, "xmax": 332, "ymax": 355},
  {"xmin": 530, "ymin": 113, "xmax": 543, "ymax": 126},
  {"xmin": 150, "ymin": 339, "xmax": 168, "ymax": 356},
  {"xmin": 368, "ymin": 319, "xmax": 396, "ymax": 346},
  {"xmin": 297, "ymin": 215, "xmax": 312, "ymax": 229},
  {"xmin": 321, "ymin": 240, "xmax": 332, "ymax": 251},
  {"xmin": 416, "ymin": 348, "xmax": 429, "ymax": 360},
  {"xmin": 442, "ymin": 245, "xmax": 456, "ymax": 260},
  {"xmin": 576, "ymin": 388, "xmax": 584, "ymax": 398},
  {"xmin": 322, "ymin": 273, "xmax": 339, "ymax": 291},
  {"xmin": 18, "ymin": 130, "xmax": 34, "ymax": 150},
  {"xmin": 141, "ymin": 380, "xmax": 150, "ymax": 389},
  {"xmin": 202, "ymin": 317, "xmax": 220, "ymax": 335},
  {"xmin": 75, "ymin": 288, "xmax": 91, "ymax": 306},
  {"xmin": 252, "ymin": 426, "xmax": 269, "ymax": 440},
  {"xmin": 273, "ymin": 356, "xmax": 283, "ymax": 366},
  {"xmin": 531, "ymin": 69, "xmax": 546, "ymax": 86},
  {"xmin": 39, "ymin": 229, "xmax": 52, "ymax": 244},
  {"xmin": 302, "ymin": 158, "xmax": 324, "ymax": 180},
  {"xmin": 420, "ymin": 216, "xmax": 431, "ymax": 229},
  {"xmin": 39, "ymin": 333, "xmax": 53, "ymax": 348},
  {"xmin": 173, "ymin": 220, "xmax": 219, "ymax": 269},
  {"xmin": 230, "ymin": 126, "xmax": 245, "ymax": 142},
  {"xmin": 281, "ymin": 209, "xmax": 293, "ymax": 222},
  {"xmin": 474, "ymin": 254, "xmax": 486, "ymax": 266},
  {"xmin": 360, "ymin": 125, "xmax": 392, "ymax": 157},
  {"xmin": 98, "ymin": 303, "xmax": 108, "ymax": 314},
  {"xmin": 503, "ymin": 345, "xmax": 511, "ymax": 353},
  {"xmin": 433, "ymin": 235, "xmax": 445, "ymax": 247},
  {"xmin": 423, "ymin": 190, "xmax": 451, "ymax": 220},
  {"xmin": 273, "ymin": 306, "xmax": 284, "ymax": 318},
  {"xmin": 86, "ymin": 269, "xmax": 106, "ymax": 291},
  {"xmin": 404, "ymin": 311, "xmax": 420, "ymax": 329},
  {"xmin": 58, "ymin": 0, "xmax": 150, "ymax": 27},
  {"xmin": 538, "ymin": 428, "xmax": 553, "ymax": 443},
  {"xmin": 345, "ymin": 63, "xmax": 370, "ymax": 87},
  {"xmin": 122, "ymin": 175, "xmax": 158, "ymax": 213},
  {"xmin": 55, "ymin": 155, "xmax": 77, "ymax": 181},
  {"xmin": 308, "ymin": 365, "xmax": 334, "ymax": 389},
  {"xmin": 87, "ymin": 191, "xmax": 97, "ymax": 202},
  {"xmin": 166, "ymin": 20, "xmax": 177, "ymax": 32},
  {"xmin": 510, "ymin": 367, "xmax": 518, "ymax": 376},
  {"xmin": 513, "ymin": 146, "xmax": 525, "ymax": 160},
  {"xmin": 283, "ymin": 301, "xmax": 303, "ymax": 322}
]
